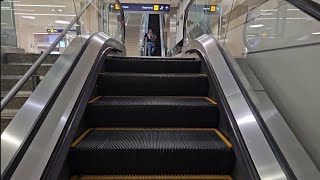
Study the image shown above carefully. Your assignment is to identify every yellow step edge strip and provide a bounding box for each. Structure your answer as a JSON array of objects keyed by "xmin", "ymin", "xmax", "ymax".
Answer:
[
  {"xmin": 88, "ymin": 96, "xmax": 102, "ymax": 104},
  {"xmin": 71, "ymin": 128, "xmax": 93, "ymax": 148},
  {"xmin": 213, "ymin": 129, "xmax": 233, "ymax": 148},
  {"xmin": 71, "ymin": 175, "xmax": 232, "ymax": 180},
  {"xmin": 71, "ymin": 128, "xmax": 232, "ymax": 148},
  {"xmin": 94, "ymin": 128, "xmax": 232, "ymax": 148},
  {"xmin": 205, "ymin": 97, "xmax": 217, "ymax": 105}
]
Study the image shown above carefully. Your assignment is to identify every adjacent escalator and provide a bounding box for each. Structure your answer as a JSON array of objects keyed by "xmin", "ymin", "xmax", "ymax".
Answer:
[
  {"xmin": 148, "ymin": 14, "xmax": 161, "ymax": 56},
  {"xmin": 69, "ymin": 56, "xmax": 235, "ymax": 180}
]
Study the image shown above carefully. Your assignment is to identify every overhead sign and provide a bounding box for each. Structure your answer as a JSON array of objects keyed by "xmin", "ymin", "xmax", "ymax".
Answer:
[
  {"xmin": 110, "ymin": 3, "xmax": 170, "ymax": 13},
  {"xmin": 189, "ymin": 5, "xmax": 220, "ymax": 13},
  {"xmin": 47, "ymin": 28, "xmax": 76, "ymax": 33},
  {"xmin": 47, "ymin": 28, "xmax": 63, "ymax": 33}
]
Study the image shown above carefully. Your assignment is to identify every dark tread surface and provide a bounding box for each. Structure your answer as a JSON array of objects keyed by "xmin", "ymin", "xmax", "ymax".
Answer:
[
  {"xmin": 70, "ymin": 129, "xmax": 234, "ymax": 175},
  {"xmin": 105, "ymin": 58, "xmax": 201, "ymax": 73},
  {"xmin": 97, "ymin": 73, "xmax": 208, "ymax": 96},
  {"xmin": 87, "ymin": 96, "xmax": 219, "ymax": 128}
]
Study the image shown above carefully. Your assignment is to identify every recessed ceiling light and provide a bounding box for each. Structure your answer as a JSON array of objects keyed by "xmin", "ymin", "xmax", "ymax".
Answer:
[
  {"xmin": 287, "ymin": 9, "xmax": 299, "ymax": 11},
  {"xmin": 311, "ymin": 32, "xmax": 320, "ymax": 35},
  {"xmin": 261, "ymin": 13, "xmax": 273, "ymax": 16},
  {"xmin": 58, "ymin": 9, "xmax": 63, "ymax": 12},
  {"xmin": 55, "ymin": 20, "xmax": 70, "ymax": 24},
  {"xmin": 13, "ymin": 4, "xmax": 66, "ymax": 8},
  {"xmin": 260, "ymin": 9, "xmax": 277, "ymax": 12},
  {"xmin": 21, "ymin": 15, "xmax": 35, "ymax": 19},
  {"xmin": 249, "ymin": 24, "xmax": 264, "ymax": 28}
]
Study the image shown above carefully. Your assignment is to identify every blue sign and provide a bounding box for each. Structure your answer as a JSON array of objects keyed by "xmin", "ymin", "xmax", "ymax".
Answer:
[{"xmin": 110, "ymin": 3, "xmax": 170, "ymax": 13}]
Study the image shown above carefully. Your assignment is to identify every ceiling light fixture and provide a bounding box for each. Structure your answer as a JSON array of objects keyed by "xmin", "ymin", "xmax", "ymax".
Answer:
[
  {"xmin": 1, "ymin": 7, "xmax": 10, "ymax": 9},
  {"xmin": 2, "ymin": 8, "xmax": 35, "ymax": 11},
  {"xmin": 21, "ymin": 15, "xmax": 35, "ymax": 19},
  {"xmin": 311, "ymin": 32, "xmax": 320, "ymax": 35},
  {"xmin": 55, "ymin": 20, "xmax": 70, "ymax": 24},
  {"xmin": 14, "ymin": 13, "xmax": 76, "ymax": 17},
  {"xmin": 13, "ymin": 4, "xmax": 66, "ymax": 8},
  {"xmin": 260, "ymin": 9, "xmax": 277, "ymax": 12},
  {"xmin": 249, "ymin": 24, "xmax": 264, "ymax": 28},
  {"xmin": 58, "ymin": 9, "xmax": 63, "ymax": 12},
  {"xmin": 261, "ymin": 13, "xmax": 273, "ymax": 16}
]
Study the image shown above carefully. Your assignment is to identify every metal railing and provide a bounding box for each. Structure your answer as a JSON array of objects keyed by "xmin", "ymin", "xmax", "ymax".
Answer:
[{"xmin": 0, "ymin": 0, "xmax": 125, "ymax": 111}]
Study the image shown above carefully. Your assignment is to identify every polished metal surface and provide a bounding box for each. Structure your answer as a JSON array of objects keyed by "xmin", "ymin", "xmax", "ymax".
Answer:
[
  {"xmin": 11, "ymin": 32, "xmax": 125, "ymax": 179},
  {"xmin": 248, "ymin": 91, "xmax": 320, "ymax": 179},
  {"xmin": 182, "ymin": 34, "xmax": 287, "ymax": 180},
  {"xmin": 1, "ymin": 37, "xmax": 86, "ymax": 176},
  {"xmin": 139, "ymin": 14, "xmax": 147, "ymax": 56},
  {"xmin": 0, "ymin": 0, "xmax": 94, "ymax": 111},
  {"xmin": 159, "ymin": 14, "xmax": 165, "ymax": 57}
]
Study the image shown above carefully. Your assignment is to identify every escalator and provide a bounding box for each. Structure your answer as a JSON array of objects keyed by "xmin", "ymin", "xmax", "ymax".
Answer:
[
  {"xmin": 69, "ymin": 56, "xmax": 234, "ymax": 179},
  {"xmin": 2, "ymin": 0, "xmax": 320, "ymax": 179},
  {"xmin": 148, "ymin": 14, "xmax": 161, "ymax": 56}
]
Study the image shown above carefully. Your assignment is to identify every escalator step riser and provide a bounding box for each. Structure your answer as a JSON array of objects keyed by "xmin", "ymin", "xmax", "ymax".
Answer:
[
  {"xmin": 87, "ymin": 96, "xmax": 218, "ymax": 128},
  {"xmin": 105, "ymin": 59, "xmax": 201, "ymax": 73},
  {"xmin": 70, "ymin": 129, "xmax": 235, "ymax": 175},
  {"xmin": 97, "ymin": 73, "xmax": 208, "ymax": 96}
]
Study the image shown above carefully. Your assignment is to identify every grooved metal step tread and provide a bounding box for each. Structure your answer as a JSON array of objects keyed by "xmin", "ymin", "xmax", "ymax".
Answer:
[
  {"xmin": 97, "ymin": 73, "xmax": 208, "ymax": 96},
  {"xmin": 71, "ymin": 174, "xmax": 232, "ymax": 180},
  {"xmin": 86, "ymin": 96, "xmax": 219, "ymax": 128},
  {"xmin": 88, "ymin": 96, "xmax": 217, "ymax": 106},
  {"xmin": 105, "ymin": 57, "xmax": 201, "ymax": 73},
  {"xmin": 70, "ymin": 128, "xmax": 234, "ymax": 175}
]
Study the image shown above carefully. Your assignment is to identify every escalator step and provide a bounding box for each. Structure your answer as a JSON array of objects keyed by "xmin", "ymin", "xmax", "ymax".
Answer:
[
  {"xmin": 107, "ymin": 57, "xmax": 196, "ymax": 61},
  {"xmin": 105, "ymin": 58, "xmax": 201, "ymax": 73},
  {"xmin": 71, "ymin": 174, "xmax": 232, "ymax": 179},
  {"xmin": 70, "ymin": 128, "xmax": 234, "ymax": 175},
  {"xmin": 97, "ymin": 73, "xmax": 208, "ymax": 96},
  {"xmin": 87, "ymin": 96, "xmax": 218, "ymax": 128}
]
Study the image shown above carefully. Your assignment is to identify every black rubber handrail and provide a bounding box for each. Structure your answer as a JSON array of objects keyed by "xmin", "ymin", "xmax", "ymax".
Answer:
[{"xmin": 287, "ymin": 0, "xmax": 320, "ymax": 21}]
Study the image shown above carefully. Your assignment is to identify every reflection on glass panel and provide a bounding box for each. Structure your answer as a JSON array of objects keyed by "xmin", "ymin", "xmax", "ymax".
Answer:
[
  {"xmin": 1, "ymin": 0, "xmax": 124, "ymax": 53},
  {"xmin": 185, "ymin": 0, "xmax": 228, "ymax": 43},
  {"xmin": 243, "ymin": 3, "xmax": 320, "ymax": 52},
  {"xmin": 223, "ymin": 0, "xmax": 320, "ymax": 169},
  {"xmin": 1, "ymin": 1, "xmax": 17, "ymax": 47}
]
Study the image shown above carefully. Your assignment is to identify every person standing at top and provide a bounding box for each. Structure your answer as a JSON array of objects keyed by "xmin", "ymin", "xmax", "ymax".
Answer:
[{"xmin": 144, "ymin": 29, "xmax": 157, "ymax": 56}]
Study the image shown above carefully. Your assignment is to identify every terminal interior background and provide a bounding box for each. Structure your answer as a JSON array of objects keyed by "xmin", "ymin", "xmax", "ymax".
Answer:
[{"xmin": 1, "ymin": 0, "xmax": 320, "ymax": 179}]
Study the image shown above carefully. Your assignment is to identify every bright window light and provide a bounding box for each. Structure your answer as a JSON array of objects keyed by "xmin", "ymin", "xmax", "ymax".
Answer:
[{"xmin": 249, "ymin": 24, "xmax": 264, "ymax": 28}]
